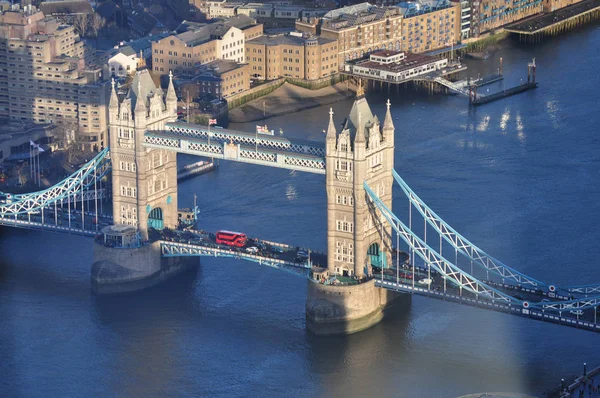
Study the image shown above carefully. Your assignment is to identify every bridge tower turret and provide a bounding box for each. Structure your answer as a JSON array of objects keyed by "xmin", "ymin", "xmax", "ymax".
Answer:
[
  {"xmin": 108, "ymin": 68, "xmax": 179, "ymax": 240},
  {"xmin": 324, "ymin": 84, "xmax": 395, "ymax": 280}
]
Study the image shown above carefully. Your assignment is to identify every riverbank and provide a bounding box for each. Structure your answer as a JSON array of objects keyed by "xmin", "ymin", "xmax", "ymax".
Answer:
[{"xmin": 228, "ymin": 82, "xmax": 353, "ymax": 123}]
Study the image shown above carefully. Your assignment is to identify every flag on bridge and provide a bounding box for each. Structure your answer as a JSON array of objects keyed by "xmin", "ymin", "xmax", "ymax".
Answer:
[{"xmin": 208, "ymin": 118, "xmax": 217, "ymax": 125}]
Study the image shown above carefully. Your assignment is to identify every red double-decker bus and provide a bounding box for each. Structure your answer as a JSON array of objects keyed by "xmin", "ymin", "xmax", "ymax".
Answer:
[{"xmin": 215, "ymin": 230, "xmax": 247, "ymax": 247}]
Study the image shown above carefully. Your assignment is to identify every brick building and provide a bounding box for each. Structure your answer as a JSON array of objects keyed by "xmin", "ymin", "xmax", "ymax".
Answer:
[
  {"xmin": 152, "ymin": 15, "xmax": 263, "ymax": 76},
  {"xmin": 195, "ymin": 59, "xmax": 250, "ymax": 99},
  {"xmin": 397, "ymin": 0, "xmax": 461, "ymax": 53},
  {"xmin": 296, "ymin": 3, "xmax": 404, "ymax": 68},
  {"xmin": 245, "ymin": 32, "xmax": 338, "ymax": 80}
]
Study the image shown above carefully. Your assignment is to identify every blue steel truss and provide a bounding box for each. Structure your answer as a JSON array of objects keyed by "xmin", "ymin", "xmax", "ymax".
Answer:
[
  {"xmin": 392, "ymin": 169, "xmax": 547, "ymax": 290},
  {"xmin": 364, "ymin": 182, "xmax": 600, "ymax": 312},
  {"xmin": 0, "ymin": 148, "xmax": 110, "ymax": 217},
  {"xmin": 160, "ymin": 240, "xmax": 312, "ymax": 278},
  {"xmin": 143, "ymin": 132, "xmax": 325, "ymax": 174},
  {"xmin": 164, "ymin": 122, "xmax": 325, "ymax": 157}
]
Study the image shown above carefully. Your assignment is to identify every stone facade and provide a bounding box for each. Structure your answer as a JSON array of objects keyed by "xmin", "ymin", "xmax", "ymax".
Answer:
[
  {"xmin": 108, "ymin": 68, "xmax": 179, "ymax": 239},
  {"xmin": 245, "ymin": 33, "xmax": 338, "ymax": 81},
  {"xmin": 325, "ymin": 89, "xmax": 395, "ymax": 278}
]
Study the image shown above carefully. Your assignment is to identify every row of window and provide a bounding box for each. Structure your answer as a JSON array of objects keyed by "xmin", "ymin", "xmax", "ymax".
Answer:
[
  {"xmin": 120, "ymin": 186, "xmax": 137, "ymax": 198},
  {"xmin": 336, "ymin": 195, "xmax": 354, "ymax": 206},
  {"xmin": 336, "ymin": 220, "xmax": 354, "ymax": 233},
  {"xmin": 119, "ymin": 161, "xmax": 136, "ymax": 172},
  {"xmin": 120, "ymin": 206, "xmax": 137, "ymax": 226}
]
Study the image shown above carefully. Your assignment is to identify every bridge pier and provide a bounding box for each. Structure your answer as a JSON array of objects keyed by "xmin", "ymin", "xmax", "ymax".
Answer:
[
  {"xmin": 305, "ymin": 279, "xmax": 405, "ymax": 335},
  {"xmin": 91, "ymin": 237, "xmax": 198, "ymax": 294}
]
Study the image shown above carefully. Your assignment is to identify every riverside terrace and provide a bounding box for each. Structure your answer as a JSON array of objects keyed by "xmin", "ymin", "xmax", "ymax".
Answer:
[
  {"xmin": 342, "ymin": 50, "xmax": 465, "ymax": 84},
  {"xmin": 505, "ymin": 0, "xmax": 600, "ymax": 36}
]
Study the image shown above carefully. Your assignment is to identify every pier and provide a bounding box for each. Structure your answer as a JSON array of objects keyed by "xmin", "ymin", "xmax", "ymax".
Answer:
[
  {"xmin": 469, "ymin": 58, "xmax": 538, "ymax": 106},
  {"xmin": 505, "ymin": 0, "xmax": 600, "ymax": 42}
]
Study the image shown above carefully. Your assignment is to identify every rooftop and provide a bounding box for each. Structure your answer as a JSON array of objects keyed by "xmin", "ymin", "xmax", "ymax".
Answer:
[
  {"xmin": 247, "ymin": 33, "xmax": 334, "ymax": 46},
  {"xmin": 39, "ymin": 1, "xmax": 92, "ymax": 15},
  {"xmin": 350, "ymin": 51, "xmax": 442, "ymax": 74},
  {"xmin": 203, "ymin": 59, "xmax": 246, "ymax": 75},
  {"xmin": 176, "ymin": 14, "xmax": 258, "ymax": 46}
]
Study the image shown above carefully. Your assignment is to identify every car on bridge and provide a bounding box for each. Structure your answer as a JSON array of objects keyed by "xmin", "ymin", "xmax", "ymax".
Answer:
[
  {"xmin": 270, "ymin": 246, "xmax": 284, "ymax": 254},
  {"xmin": 245, "ymin": 246, "xmax": 259, "ymax": 254},
  {"xmin": 418, "ymin": 278, "xmax": 433, "ymax": 285},
  {"xmin": 570, "ymin": 310, "xmax": 584, "ymax": 316}
]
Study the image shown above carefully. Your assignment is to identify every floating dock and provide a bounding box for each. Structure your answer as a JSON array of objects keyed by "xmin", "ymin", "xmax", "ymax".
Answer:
[
  {"xmin": 471, "ymin": 82, "xmax": 538, "ymax": 106},
  {"xmin": 177, "ymin": 160, "xmax": 217, "ymax": 181}
]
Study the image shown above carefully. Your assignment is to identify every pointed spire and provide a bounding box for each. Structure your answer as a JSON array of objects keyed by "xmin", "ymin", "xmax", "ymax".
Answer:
[
  {"xmin": 166, "ymin": 70, "xmax": 177, "ymax": 102},
  {"xmin": 356, "ymin": 78, "xmax": 364, "ymax": 98},
  {"xmin": 135, "ymin": 79, "xmax": 146, "ymax": 113},
  {"xmin": 383, "ymin": 98, "xmax": 394, "ymax": 130},
  {"xmin": 326, "ymin": 107, "xmax": 336, "ymax": 140},
  {"xmin": 355, "ymin": 111, "xmax": 366, "ymax": 143},
  {"xmin": 109, "ymin": 78, "xmax": 118, "ymax": 108}
]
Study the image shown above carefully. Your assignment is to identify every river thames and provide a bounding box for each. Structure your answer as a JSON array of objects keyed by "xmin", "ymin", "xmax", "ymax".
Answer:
[{"xmin": 1, "ymin": 24, "xmax": 600, "ymax": 397}]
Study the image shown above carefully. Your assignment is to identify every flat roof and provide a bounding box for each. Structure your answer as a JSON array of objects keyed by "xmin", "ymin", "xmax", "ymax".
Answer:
[
  {"xmin": 247, "ymin": 34, "xmax": 335, "ymax": 46},
  {"xmin": 351, "ymin": 52, "xmax": 443, "ymax": 73}
]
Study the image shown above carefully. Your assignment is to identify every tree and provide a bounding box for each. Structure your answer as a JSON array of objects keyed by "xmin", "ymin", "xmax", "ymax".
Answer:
[
  {"xmin": 73, "ymin": 14, "xmax": 89, "ymax": 37},
  {"xmin": 54, "ymin": 119, "xmax": 79, "ymax": 163},
  {"xmin": 87, "ymin": 13, "xmax": 106, "ymax": 38}
]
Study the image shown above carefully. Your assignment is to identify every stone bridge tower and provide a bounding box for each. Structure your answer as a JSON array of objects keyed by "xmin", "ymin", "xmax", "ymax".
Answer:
[
  {"xmin": 325, "ymin": 88, "xmax": 395, "ymax": 279},
  {"xmin": 108, "ymin": 69, "xmax": 179, "ymax": 240}
]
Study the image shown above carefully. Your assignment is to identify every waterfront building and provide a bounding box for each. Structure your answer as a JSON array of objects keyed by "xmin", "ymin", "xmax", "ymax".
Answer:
[
  {"xmin": 452, "ymin": 0, "xmax": 472, "ymax": 39},
  {"xmin": 151, "ymin": 15, "xmax": 263, "ymax": 76},
  {"xmin": 0, "ymin": 6, "xmax": 110, "ymax": 151},
  {"xmin": 472, "ymin": 0, "xmax": 543, "ymax": 35},
  {"xmin": 245, "ymin": 32, "xmax": 338, "ymax": 80},
  {"xmin": 195, "ymin": 59, "xmax": 250, "ymax": 99},
  {"xmin": 343, "ymin": 49, "xmax": 448, "ymax": 82},
  {"xmin": 397, "ymin": 0, "xmax": 461, "ymax": 54},
  {"xmin": 296, "ymin": 3, "xmax": 404, "ymax": 68}
]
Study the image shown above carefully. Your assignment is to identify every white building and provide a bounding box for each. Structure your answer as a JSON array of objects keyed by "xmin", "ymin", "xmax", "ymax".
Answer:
[{"xmin": 344, "ymin": 50, "xmax": 448, "ymax": 82}]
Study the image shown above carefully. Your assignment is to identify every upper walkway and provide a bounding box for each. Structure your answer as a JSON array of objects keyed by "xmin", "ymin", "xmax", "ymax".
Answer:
[{"xmin": 144, "ymin": 122, "xmax": 326, "ymax": 174}]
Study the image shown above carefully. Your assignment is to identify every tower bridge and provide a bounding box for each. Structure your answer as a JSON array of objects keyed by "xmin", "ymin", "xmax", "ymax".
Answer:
[{"xmin": 2, "ymin": 67, "xmax": 600, "ymax": 335}]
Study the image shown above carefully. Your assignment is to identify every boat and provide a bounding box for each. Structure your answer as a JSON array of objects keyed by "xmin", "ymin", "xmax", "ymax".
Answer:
[{"xmin": 177, "ymin": 160, "xmax": 217, "ymax": 181}]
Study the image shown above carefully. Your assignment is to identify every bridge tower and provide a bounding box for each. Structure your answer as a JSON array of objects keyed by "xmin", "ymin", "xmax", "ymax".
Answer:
[
  {"xmin": 325, "ymin": 84, "xmax": 395, "ymax": 279},
  {"xmin": 108, "ymin": 68, "xmax": 179, "ymax": 240},
  {"xmin": 308, "ymin": 88, "xmax": 400, "ymax": 335}
]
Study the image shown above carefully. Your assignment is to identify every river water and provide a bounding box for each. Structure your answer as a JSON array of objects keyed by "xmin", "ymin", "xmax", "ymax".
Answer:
[{"xmin": 2, "ymin": 25, "xmax": 600, "ymax": 397}]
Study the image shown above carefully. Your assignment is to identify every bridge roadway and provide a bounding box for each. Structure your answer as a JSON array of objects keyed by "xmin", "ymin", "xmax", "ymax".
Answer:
[
  {"xmin": 0, "ymin": 207, "xmax": 113, "ymax": 236},
  {"xmin": 156, "ymin": 229, "xmax": 600, "ymax": 333}
]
